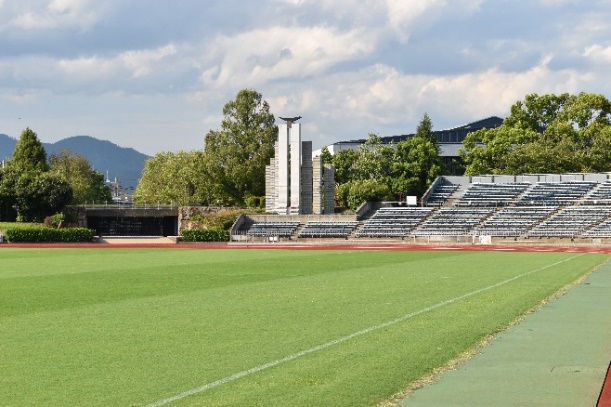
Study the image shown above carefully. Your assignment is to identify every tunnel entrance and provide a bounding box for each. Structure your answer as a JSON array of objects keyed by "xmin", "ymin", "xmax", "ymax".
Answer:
[
  {"xmin": 87, "ymin": 216, "xmax": 177, "ymax": 236},
  {"xmin": 82, "ymin": 207, "xmax": 178, "ymax": 237}
]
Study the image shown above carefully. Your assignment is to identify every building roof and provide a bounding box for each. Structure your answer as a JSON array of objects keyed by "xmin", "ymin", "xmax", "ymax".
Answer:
[{"xmin": 330, "ymin": 116, "xmax": 504, "ymax": 147}]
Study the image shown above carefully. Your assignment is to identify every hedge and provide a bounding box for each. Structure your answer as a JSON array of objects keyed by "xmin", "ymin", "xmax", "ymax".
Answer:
[
  {"xmin": 4, "ymin": 227, "xmax": 95, "ymax": 243},
  {"xmin": 180, "ymin": 228, "xmax": 229, "ymax": 242}
]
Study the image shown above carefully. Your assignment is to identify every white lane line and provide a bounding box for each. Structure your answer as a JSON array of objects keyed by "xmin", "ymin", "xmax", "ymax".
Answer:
[{"xmin": 144, "ymin": 254, "xmax": 584, "ymax": 407}]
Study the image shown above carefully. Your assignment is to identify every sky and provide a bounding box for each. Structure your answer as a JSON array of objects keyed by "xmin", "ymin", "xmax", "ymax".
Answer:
[{"xmin": 1, "ymin": 0, "xmax": 611, "ymax": 156}]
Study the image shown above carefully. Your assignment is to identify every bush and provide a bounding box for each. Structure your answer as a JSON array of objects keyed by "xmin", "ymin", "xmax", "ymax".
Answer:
[
  {"xmin": 346, "ymin": 179, "xmax": 392, "ymax": 210},
  {"xmin": 5, "ymin": 227, "xmax": 95, "ymax": 243},
  {"xmin": 43, "ymin": 213, "xmax": 65, "ymax": 228},
  {"xmin": 180, "ymin": 228, "xmax": 229, "ymax": 242},
  {"xmin": 194, "ymin": 209, "xmax": 243, "ymax": 230}
]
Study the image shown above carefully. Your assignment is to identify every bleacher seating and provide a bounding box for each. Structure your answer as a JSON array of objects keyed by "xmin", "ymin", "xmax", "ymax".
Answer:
[
  {"xmin": 456, "ymin": 182, "xmax": 530, "ymax": 207},
  {"xmin": 473, "ymin": 206, "xmax": 556, "ymax": 237},
  {"xmin": 527, "ymin": 206, "xmax": 611, "ymax": 238},
  {"xmin": 356, "ymin": 207, "xmax": 434, "ymax": 238},
  {"xmin": 583, "ymin": 181, "xmax": 611, "ymax": 205},
  {"xmin": 516, "ymin": 181, "xmax": 597, "ymax": 206},
  {"xmin": 411, "ymin": 208, "xmax": 494, "ymax": 236},
  {"xmin": 426, "ymin": 182, "xmax": 459, "ymax": 206},
  {"xmin": 298, "ymin": 221, "xmax": 359, "ymax": 238},
  {"xmin": 583, "ymin": 216, "xmax": 611, "ymax": 238},
  {"xmin": 239, "ymin": 177, "xmax": 611, "ymax": 241},
  {"xmin": 246, "ymin": 221, "xmax": 300, "ymax": 237}
]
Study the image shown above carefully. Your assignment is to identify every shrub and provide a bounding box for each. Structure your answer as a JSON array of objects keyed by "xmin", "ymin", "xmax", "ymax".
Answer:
[
  {"xmin": 195, "ymin": 210, "xmax": 243, "ymax": 230},
  {"xmin": 346, "ymin": 179, "xmax": 392, "ymax": 210},
  {"xmin": 5, "ymin": 227, "xmax": 95, "ymax": 243},
  {"xmin": 43, "ymin": 213, "xmax": 65, "ymax": 228},
  {"xmin": 180, "ymin": 228, "xmax": 229, "ymax": 242}
]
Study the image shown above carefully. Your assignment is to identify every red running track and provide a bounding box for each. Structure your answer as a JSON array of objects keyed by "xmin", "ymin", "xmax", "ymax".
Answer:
[{"xmin": 5, "ymin": 241, "xmax": 611, "ymax": 253}]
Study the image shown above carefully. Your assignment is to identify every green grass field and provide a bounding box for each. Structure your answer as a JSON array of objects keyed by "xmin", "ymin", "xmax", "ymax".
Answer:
[{"xmin": 0, "ymin": 248, "xmax": 607, "ymax": 406}]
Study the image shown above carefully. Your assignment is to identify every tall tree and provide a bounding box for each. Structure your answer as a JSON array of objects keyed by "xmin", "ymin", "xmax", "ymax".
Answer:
[
  {"xmin": 133, "ymin": 151, "xmax": 211, "ymax": 205},
  {"xmin": 461, "ymin": 92, "xmax": 611, "ymax": 175},
  {"xmin": 318, "ymin": 146, "xmax": 333, "ymax": 165},
  {"xmin": 49, "ymin": 149, "xmax": 111, "ymax": 204},
  {"xmin": 353, "ymin": 133, "xmax": 394, "ymax": 181},
  {"xmin": 331, "ymin": 149, "xmax": 359, "ymax": 185},
  {"xmin": 12, "ymin": 171, "xmax": 72, "ymax": 222},
  {"xmin": 11, "ymin": 127, "xmax": 48, "ymax": 172},
  {"xmin": 203, "ymin": 89, "xmax": 277, "ymax": 204},
  {"xmin": 415, "ymin": 112, "xmax": 438, "ymax": 153},
  {"xmin": 0, "ymin": 168, "xmax": 18, "ymax": 220},
  {"xmin": 0, "ymin": 128, "xmax": 73, "ymax": 221},
  {"xmin": 391, "ymin": 135, "xmax": 442, "ymax": 199}
]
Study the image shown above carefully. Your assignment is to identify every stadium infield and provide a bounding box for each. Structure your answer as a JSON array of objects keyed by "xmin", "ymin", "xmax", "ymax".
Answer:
[{"xmin": 0, "ymin": 243, "xmax": 611, "ymax": 407}]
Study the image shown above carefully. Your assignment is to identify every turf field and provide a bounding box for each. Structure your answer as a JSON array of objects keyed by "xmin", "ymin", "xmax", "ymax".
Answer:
[{"xmin": 0, "ymin": 248, "xmax": 607, "ymax": 406}]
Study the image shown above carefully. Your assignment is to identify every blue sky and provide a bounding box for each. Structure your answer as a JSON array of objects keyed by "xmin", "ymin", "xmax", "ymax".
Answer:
[{"xmin": 1, "ymin": 0, "xmax": 610, "ymax": 156}]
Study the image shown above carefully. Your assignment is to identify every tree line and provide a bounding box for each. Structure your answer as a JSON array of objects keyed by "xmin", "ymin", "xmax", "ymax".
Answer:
[
  {"xmin": 135, "ymin": 89, "xmax": 444, "ymax": 210},
  {"xmin": 134, "ymin": 90, "xmax": 611, "ymax": 211},
  {"xmin": 0, "ymin": 128, "xmax": 111, "ymax": 221},
  {"xmin": 462, "ymin": 92, "xmax": 611, "ymax": 174},
  {"xmin": 4, "ymin": 90, "xmax": 611, "ymax": 221}
]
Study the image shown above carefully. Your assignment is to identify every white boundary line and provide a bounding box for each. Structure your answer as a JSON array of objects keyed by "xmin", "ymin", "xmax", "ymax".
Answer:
[{"xmin": 145, "ymin": 254, "xmax": 584, "ymax": 407}]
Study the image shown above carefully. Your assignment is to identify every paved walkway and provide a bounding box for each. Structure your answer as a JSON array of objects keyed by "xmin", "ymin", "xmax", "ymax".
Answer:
[{"xmin": 401, "ymin": 259, "xmax": 611, "ymax": 407}]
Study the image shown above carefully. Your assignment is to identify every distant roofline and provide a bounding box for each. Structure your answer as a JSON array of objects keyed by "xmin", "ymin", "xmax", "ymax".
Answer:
[
  {"xmin": 329, "ymin": 116, "xmax": 504, "ymax": 146},
  {"xmin": 443, "ymin": 116, "xmax": 504, "ymax": 131}
]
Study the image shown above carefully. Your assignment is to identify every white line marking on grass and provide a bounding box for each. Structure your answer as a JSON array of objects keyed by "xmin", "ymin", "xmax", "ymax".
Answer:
[{"xmin": 144, "ymin": 254, "xmax": 584, "ymax": 407}]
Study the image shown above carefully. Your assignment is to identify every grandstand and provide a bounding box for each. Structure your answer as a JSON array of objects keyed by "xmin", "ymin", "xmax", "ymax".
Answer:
[
  {"xmin": 356, "ymin": 207, "xmax": 433, "ymax": 238},
  {"xmin": 473, "ymin": 206, "xmax": 556, "ymax": 237},
  {"xmin": 299, "ymin": 221, "xmax": 359, "ymax": 238},
  {"xmin": 230, "ymin": 173, "xmax": 611, "ymax": 244}
]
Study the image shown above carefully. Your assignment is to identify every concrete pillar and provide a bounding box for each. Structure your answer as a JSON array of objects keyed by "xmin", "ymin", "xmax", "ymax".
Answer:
[
  {"xmin": 276, "ymin": 124, "xmax": 290, "ymax": 214},
  {"xmin": 301, "ymin": 141, "xmax": 313, "ymax": 214},
  {"xmin": 312, "ymin": 156, "xmax": 323, "ymax": 214},
  {"xmin": 289, "ymin": 123, "xmax": 301, "ymax": 215},
  {"xmin": 324, "ymin": 164, "xmax": 335, "ymax": 214}
]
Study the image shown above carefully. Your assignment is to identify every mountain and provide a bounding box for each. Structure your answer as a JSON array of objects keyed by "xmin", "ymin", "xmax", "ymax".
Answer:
[{"xmin": 0, "ymin": 134, "xmax": 149, "ymax": 191}]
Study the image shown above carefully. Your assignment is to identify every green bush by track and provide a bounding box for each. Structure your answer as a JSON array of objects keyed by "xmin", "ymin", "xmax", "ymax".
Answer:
[
  {"xmin": 180, "ymin": 228, "xmax": 229, "ymax": 242},
  {"xmin": 4, "ymin": 227, "xmax": 95, "ymax": 242}
]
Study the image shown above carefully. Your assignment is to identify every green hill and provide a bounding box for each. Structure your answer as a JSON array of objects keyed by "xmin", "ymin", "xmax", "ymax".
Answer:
[{"xmin": 0, "ymin": 134, "xmax": 149, "ymax": 191}]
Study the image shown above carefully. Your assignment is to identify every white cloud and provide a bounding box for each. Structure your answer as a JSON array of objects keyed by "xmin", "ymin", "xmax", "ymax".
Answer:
[
  {"xmin": 1, "ymin": 0, "xmax": 611, "ymax": 155},
  {"xmin": 384, "ymin": 0, "xmax": 483, "ymax": 42},
  {"xmin": 120, "ymin": 44, "xmax": 178, "ymax": 78},
  {"xmin": 199, "ymin": 25, "xmax": 377, "ymax": 88},
  {"xmin": 583, "ymin": 44, "xmax": 611, "ymax": 63},
  {"xmin": 7, "ymin": 0, "xmax": 104, "ymax": 31}
]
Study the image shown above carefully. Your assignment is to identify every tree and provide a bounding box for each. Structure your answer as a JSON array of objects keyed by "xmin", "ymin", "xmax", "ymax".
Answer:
[
  {"xmin": 353, "ymin": 133, "xmax": 394, "ymax": 181},
  {"xmin": 346, "ymin": 179, "xmax": 392, "ymax": 210},
  {"xmin": 0, "ymin": 168, "xmax": 18, "ymax": 220},
  {"xmin": 415, "ymin": 112, "xmax": 438, "ymax": 153},
  {"xmin": 11, "ymin": 128, "xmax": 49, "ymax": 172},
  {"xmin": 203, "ymin": 89, "xmax": 277, "ymax": 204},
  {"xmin": 391, "ymin": 135, "xmax": 443, "ymax": 199},
  {"xmin": 49, "ymin": 149, "xmax": 111, "ymax": 204},
  {"xmin": 319, "ymin": 146, "xmax": 333, "ymax": 165},
  {"xmin": 461, "ymin": 92, "xmax": 611, "ymax": 175},
  {"xmin": 13, "ymin": 171, "xmax": 72, "ymax": 222},
  {"xmin": 0, "ymin": 128, "xmax": 73, "ymax": 221},
  {"xmin": 133, "ymin": 151, "xmax": 211, "ymax": 205},
  {"xmin": 331, "ymin": 149, "xmax": 359, "ymax": 185}
]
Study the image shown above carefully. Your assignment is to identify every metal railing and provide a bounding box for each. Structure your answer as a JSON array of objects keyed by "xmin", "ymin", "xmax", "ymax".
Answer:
[{"xmin": 79, "ymin": 202, "xmax": 177, "ymax": 210}]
